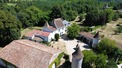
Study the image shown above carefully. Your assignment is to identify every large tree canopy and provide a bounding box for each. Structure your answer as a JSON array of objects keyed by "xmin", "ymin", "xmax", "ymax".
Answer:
[
  {"xmin": 17, "ymin": 6, "xmax": 46, "ymax": 27},
  {"xmin": 82, "ymin": 50, "xmax": 97, "ymax": 68},
  {"xmin": 67, "ymin": 23, "xmax": 80, "ymax": 39},
  {"xmin": 97, "ymin": 38, "xmax": 118, "ymax": 58},
  {"xmin": 0, "ymin": 10, "xmax": 21, "ymax": 46}
]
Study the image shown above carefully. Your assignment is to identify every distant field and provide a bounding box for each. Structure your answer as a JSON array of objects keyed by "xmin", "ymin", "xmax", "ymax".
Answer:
[{"xmin": 99, "ymin": 18, "xmax": 122, "ymax": 48}]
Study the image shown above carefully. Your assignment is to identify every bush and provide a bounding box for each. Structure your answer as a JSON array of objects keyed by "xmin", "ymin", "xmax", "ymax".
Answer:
[
  {"xmin": 48, "ymin": 52, "xmax": 64, "ymax": 68},
  {"xmin": 81, "ymin": 27, "xmax": 92, "ymax": 32},
  {"xmin": 97, "ymin": 38, "xmax": 117, "ymax": 58},
  {"xmin": 113, "ymin": 12, "xmax": 119, "ymax": 21},
  {"xmin": 55, "ymin": 34, "xmax": 59, "ymax": 41},
  {"xmin": 106, "ymin": 60, "xmax": 118, "ymax": 68},
  {"xmin": 119, "ymin": 12, "xmax": 122, "ymax": 18},
  {"xmin": 21, "ymin": 35, "xmax": 27, "ymax": 39}
]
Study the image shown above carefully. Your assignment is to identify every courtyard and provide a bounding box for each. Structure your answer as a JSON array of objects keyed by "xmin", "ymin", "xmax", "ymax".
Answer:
[{"xmin": 51, "ymin": 34, "xmax": 90, "ymax": 62}]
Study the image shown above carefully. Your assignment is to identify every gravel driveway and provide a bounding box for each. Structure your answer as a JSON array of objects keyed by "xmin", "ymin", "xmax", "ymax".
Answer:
[{"xmin": 59, "ymin": 39, "xmax": 90, "ymax": 61}]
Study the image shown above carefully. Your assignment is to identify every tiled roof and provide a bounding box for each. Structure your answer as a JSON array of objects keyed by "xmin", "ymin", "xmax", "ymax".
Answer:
[
  {"xmin": 48, "ymin": 26, "xmax": 57, "ymax": 31},
  {"xmin": 54, "ymin": 18, "xmax": 64, "ymax": 28},
  {"xmin": 0, "ymin": 40, "xmax": 62, "ymax": 68},
  {"xmin": 43, "ymin": 22, "xmax": 56, "ymax": 31},
  {"xmin": 25, "ymin": 30, "xmax": 50, "ymax": 37},
  {"xmin": 80, "ymin": 32, "xmax": 94, "ymax": 39}
]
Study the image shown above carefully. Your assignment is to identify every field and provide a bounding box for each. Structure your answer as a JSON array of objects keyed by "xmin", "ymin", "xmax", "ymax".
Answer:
[{"xmin": 98, "ymin": 18, "xmax": 122, "ymax": 48}]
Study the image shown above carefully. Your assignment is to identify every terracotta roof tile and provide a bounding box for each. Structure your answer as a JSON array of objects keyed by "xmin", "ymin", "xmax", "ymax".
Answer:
[
  {"xmin": 43, "ymin": 22, "xmax": 57, "ymax": 31},
  {"xmin": 0, "ymin": 40, "xmax": 62, "ymax": 68},
  {"xmin": 25, "ymin": 30, "xmax": 50, "ymax": 37},
  {"xmin": 80, "ymin": 32, "xmax": 94, "ymax": 39},
  {"xmin": 54, "ymin": 18, "xmax": 64, "ymax": 28}
]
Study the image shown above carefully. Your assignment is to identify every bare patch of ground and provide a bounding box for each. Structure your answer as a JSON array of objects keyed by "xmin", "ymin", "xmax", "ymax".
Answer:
[{"xmin": 50, "ymin": 40, "xmax": 67, "ymax": 54}]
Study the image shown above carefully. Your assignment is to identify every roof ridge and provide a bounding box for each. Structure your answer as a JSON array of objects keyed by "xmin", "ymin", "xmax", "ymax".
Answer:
[{"xmin": 44, "ymin": 22, "xmax": 50, "ymax": 27}]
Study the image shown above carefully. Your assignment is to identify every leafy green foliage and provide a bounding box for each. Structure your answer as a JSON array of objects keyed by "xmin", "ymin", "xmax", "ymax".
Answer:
[
  {"xmin": 97, "ymin": 38, "xmax": 117, "ymax": 58},
  {"xmin": 48, "ymin": 52, "xmax": 64, "ymax": 68},
  {"xmin": 113, "ymin": 12, "xmax": 119, "ymax": 21},
  {"xmin": 115, "ymin": 48, "xmax": 122, "ymax": 63},
  {"xmin": 84, "ymin": 9, "xmax": 118, "ymax": 26},
  {"xmin": 106, "ymin": 60, "xmax": 118, "ymax": 68},
  {"xmin": 17, "ymin": 6, "xmax": 46, "ymax": 27},
  {"xmin": 95, "ymin": 54, "xmax": 107, "ymax": 68},
  {"xmin": 82, "ymin": 50, "xmax": 97, "ymax": 68},
  {"xmin": 84, "ymin": 10, "xmax": 100, "ymax": 26},
  {"xmin": 104, "ymin": 9, "xmax": 114, "ymax": 23},
  {"xmin": 49, "ymin": 5, "xmax": 62, "ymax": 20},
  {"xmin": 117, "ymin": 25, "xmax": 122, "ymax": 33},
  {"xmin": 78, "ymin": 14, "xmax": 85, "ymax": 22},
  {"xmin": 55, "ymin": 34, "xmax": 59, "ymax": 41},
  {"xmin": 0, "ymin": 10, "xmax": 21, "ymax": 46},
  {"xmin": 67, "ymin": 23, "xmax": 80, "ymax": 39}
]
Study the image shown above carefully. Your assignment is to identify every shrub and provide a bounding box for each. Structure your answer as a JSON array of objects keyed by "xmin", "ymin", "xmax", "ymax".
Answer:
[
  {"xmin": 48, "ymin": 52, "xmax": 64, "ymax": 68},
  {"xmin": 81, "ymin": 27, "xmax": 92, "ymax": 32},
  {"xmin": 119, "ymin": 12, "xmax": 122, "ymax": 18},
  {"xmin": 55, "ymin": 34, "xmax": 59, "ymax": 41},
  {"xmin": 113, "ymin": 12, "xmax": 119, "ymax": 21}
]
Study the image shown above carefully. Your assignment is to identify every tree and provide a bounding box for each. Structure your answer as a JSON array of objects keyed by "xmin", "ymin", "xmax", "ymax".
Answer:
[
  {"xmin": 97, "ymin": 38, "xmax": 117, "ymax": 58},
  {"xmin": 113, "ymin": 12, "xmax": 119, "ymax": 21},
  {"xmin": 115, "ymin": 48, "xmax": 122, "ymax": 63},
  {"xmin": 84, "ymin": 10, "xmax": 100, "ymax": 26},
  {"xmin": 49, "ymin": 5, "xmax": 62, "ymax": 21},
  {"xmin": 0, "ymin": 10, "xmax": 21, "ymax": 46},
  {"xmin": 67, "ymin": 23, "xmax": 80, "ymax": 39},
  {"xmin": 104, "ymin": 9, "xmax": 114, "ymax": 23},
  {"xmin": 65, "ymin": 10, "xmax": 78, "ymax": 21},
  {"xmin": 117, "ymin": 25, "xmax": 122, "ymax": 33},
  {"xmin": 55, "ymin": 34, "xmax": 59, "ymax": 41},
  {"xmin": 106, "ymin": 60, "xmax": 118, "ymax": 68},
  {"xmin": 82, "ymin": 50, "xmax": 97, "ymax": 68},
  {"xmin": 95, "ymin": 54, "xmax": 107, "ymax": 68},
  {"xmin": 78, "ymin": 14, "xmax": 85, "ymax": 22},
  {"xmin": 17, "ymin": 6, "xmax": 45, "ymax": 27}
]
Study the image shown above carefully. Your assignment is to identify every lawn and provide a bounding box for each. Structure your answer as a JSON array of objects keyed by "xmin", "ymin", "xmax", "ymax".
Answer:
[{"xmin": 21, "ymin": 26, "xmax": 42, "ymax": 38}]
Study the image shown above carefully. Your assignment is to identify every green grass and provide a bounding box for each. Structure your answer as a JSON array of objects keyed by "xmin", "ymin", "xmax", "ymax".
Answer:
[
  {"xmin": 48, "ymin": 52, "xmax": 64, "ymax": 68},
  {"xmin": 92, "ymin": 26, "xmax": 101, "ymax": 31}
]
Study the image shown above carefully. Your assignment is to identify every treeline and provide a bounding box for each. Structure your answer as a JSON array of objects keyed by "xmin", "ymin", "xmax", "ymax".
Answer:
[{"xmin": 0, "ymin": 0, "xmax": 121, "ymax": 46}]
